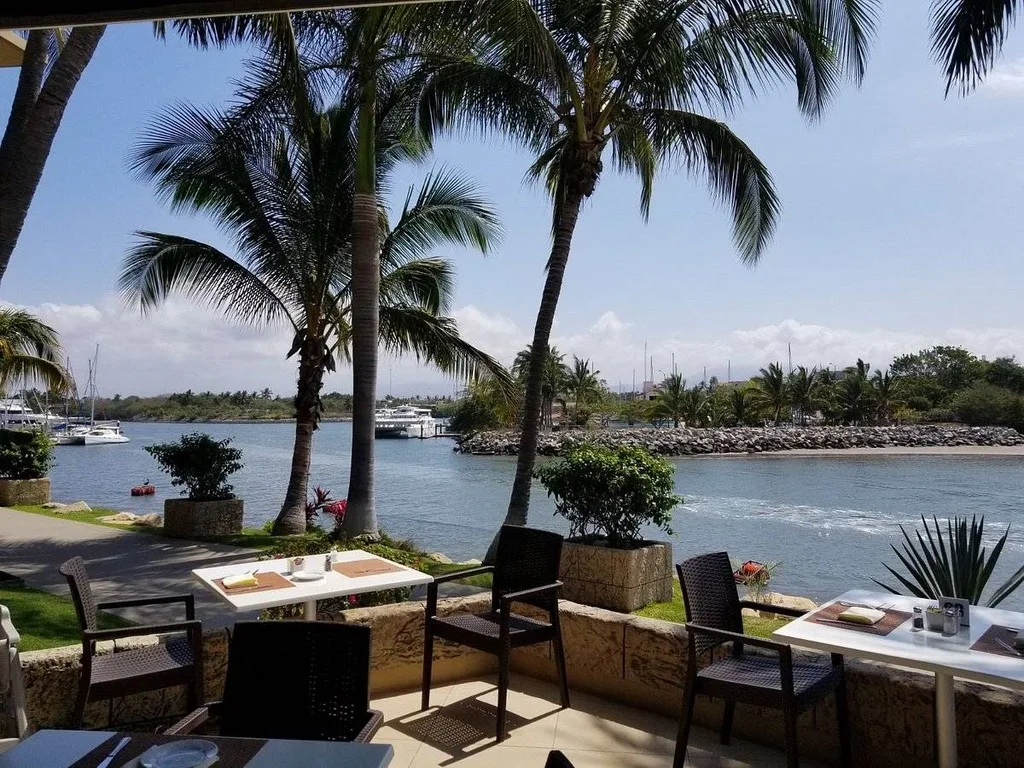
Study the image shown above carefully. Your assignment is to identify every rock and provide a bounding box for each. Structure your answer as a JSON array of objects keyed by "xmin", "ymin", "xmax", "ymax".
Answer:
[
  {"xmin": 98, "ymin": 512, "xmax": 139, "ymax": 524},
  {"xmin": 460, "ymin": 558, "xmax": 482, "ymax": 566},
  {"xmin": 426, "ymin": 552, "xmax": 453, "ymax": 564},
  {"xmin": 59, "ymin": 501, "xmax": 91, "ymax": 513},
  {"xmin": 135, "ymin": 513, "xmax": 162, "ymax": 526},
  {"xmin": 40, "ymin": 502, "xmax": 66, "ymax": 509}
]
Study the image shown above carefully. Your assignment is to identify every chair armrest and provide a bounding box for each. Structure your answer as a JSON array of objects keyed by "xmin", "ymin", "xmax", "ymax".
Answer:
[
  {"xmin": 739, "ymin": 600, "xmax": 807, "ymax": 618},
  {"xmin": 355, "ymin": 710, "xmax": 384, "ymax": 743},
  {"xmin": 98, "ymin": 594, "xmax": 195, "ymax": 620},
  {"xmin": 83, "ymin": 620, "xmax": 202, "ymax": 644},
  {"xmin": 499, "ymin": 582, "xmax": 561, "ymax": 609},
  {"xmin": 429, "ymin": 566, "xmax": 494, "ymax": 586},
  {"xmin": 163, "ymin": 705, "xmax": 211, "ymax": 735},
  {"xmin": 685, "ymin": 623, "xmax": 792, "ymax": 655}
]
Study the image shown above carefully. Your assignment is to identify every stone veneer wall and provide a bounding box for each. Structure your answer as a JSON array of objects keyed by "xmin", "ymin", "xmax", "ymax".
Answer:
[
  {"xmin": 559, "ymin": 541, "xmax": 673, "ymax": 612},
  {"xmin": 12, "ymin": 595, "xmax": 1024, "ymax": 768}
]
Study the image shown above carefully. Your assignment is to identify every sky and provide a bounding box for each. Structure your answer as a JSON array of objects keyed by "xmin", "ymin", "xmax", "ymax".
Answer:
[{"xmin": 3, "ymin": 5, "xmax": 1024, "ymax": 397}]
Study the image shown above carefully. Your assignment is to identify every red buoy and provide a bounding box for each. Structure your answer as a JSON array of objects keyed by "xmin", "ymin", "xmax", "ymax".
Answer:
[{"xmin": 130, "ymin": 485, "xmax": 156, "ymax": 496}]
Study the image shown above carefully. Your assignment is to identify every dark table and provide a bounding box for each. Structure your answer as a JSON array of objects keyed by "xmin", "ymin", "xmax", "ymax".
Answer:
[{"xmin": 0, "ymin": 729, "xmax": 394, "ymax": 767}]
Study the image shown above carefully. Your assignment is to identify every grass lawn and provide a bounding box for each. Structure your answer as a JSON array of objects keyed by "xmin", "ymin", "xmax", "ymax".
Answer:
[
  {"xmin": 0, "ymin": 584, "xmax": 134, "ymax": 652},
  {"xmin": 634, "ymin": 581, "xmax": 792, "ymax": 639}
]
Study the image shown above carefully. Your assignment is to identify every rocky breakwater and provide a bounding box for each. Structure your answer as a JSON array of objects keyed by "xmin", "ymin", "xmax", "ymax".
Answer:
[{"xmin": 456, "ymin": 424, "xmax": 1024, "ymax": 457}]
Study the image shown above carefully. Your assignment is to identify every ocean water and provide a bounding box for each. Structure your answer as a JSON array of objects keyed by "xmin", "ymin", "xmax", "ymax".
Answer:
[{"xmin": 48, "ymin": 422, "xmax": 1024, "ymax": 608}]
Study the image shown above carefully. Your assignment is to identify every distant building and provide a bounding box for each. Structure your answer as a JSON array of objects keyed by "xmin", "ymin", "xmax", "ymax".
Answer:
[{"xmin": 641, "ymin": 381, "xmax": 661, "ymax": 401}]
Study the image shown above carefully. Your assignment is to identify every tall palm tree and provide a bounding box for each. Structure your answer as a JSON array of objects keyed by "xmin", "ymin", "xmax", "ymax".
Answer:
[
  {"xmin": 788, "ymin": 365, "xmax": 820, "ymax": 425},
  {"xmin": 653, "ymin": 373, "xmax": 687, "ymax": 427},
  {"xmin": 422, "ymin": 0, "xmax": 877, "ymax": 538},
  {"xmin": 729, "ymin": 387, "xmax": 755, "ymax": 426},
  {"xmin": 119, "ymin": 66, "xmax": 505, "ymax": 535},
  {"xmin": 836, "ymin": 363, "xmax": 871, "ymax": 424},
  {"xmin": 563, "ymin": 355, "xmax": 601, "ymax": 424},
  {"xmin": 753, "ymin": 362, "xmax": 789, "ymax": 424},
  {"xmin": 0, "ymin": 308, "xmax": 70, "ymax": 393},
  {"xmin": 681, "ymin": 384, "xmax": 710, "ymax": 427},
  {"xmin": 871, "ymin": 369, "xmax": 902, "ymax": 425},
  {"xmin": 0, "ymin": 27, "xmax": 106, "ymax": 285},
  {"xmin": 931, "ymin": 0, "xmax": 1022, "ymax": 94},
  {"xmin": 512, "ymin": 344, "xmax": 567, "ymax": 427}
]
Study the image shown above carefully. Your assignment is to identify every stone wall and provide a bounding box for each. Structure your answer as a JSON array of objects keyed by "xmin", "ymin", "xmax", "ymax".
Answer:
[
  {"xmin": 163, "ymin": 498, "xmax": 243, "ymax": 538},
  {"xmin": 0, "ymin": 478, "xmax": 50, "ymax": 506},
  {"xmin": 12, "ymin": 597, "xmax": 1024, "ymax": 768},
  {"xmin": 559, "ymin": 541, "xmax": 673, "ymax": 612}
]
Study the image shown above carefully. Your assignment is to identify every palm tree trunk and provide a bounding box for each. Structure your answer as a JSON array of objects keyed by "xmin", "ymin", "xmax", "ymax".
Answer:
[
  {"xmin": 0, "ymin": 27, "xmax": 104, "ymax": 286},
  {"xmin": 273, "ymin": 342, "xmax": 324, "ymax": 535},
  {"xmin": 484, "ymin": 190, "xmax": 584, "ymax": 561},
  {"xmin": 343, "ymin": 74, "xmax": 380, "ymax": 539}
]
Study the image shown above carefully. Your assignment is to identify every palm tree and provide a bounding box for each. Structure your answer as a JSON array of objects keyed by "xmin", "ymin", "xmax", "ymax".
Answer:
[
  {"xmin": 512, "ymin": 344, "xmax": 567, "ymax": 427},
  {"xmin": 653, "ymin": 373, "xmax": 687, "ymax": 427},
  {"xmin": 422, "ymin": 0, "xmax": 877, "ymax": 536},
  {"xmin": 729, "ymin": 387, "xmax": 755, "ymax": 426},
  {"xmin": 0, "ymin": 308, "xmax": 70, "ymax": 393},
  {"xmin": 0, "ymin": 27, "xmax": 106, "ymax": 286},
  {"xmin": 930, "ymin": 0, "xmax": 1022, "ymax": 94},
  {"xmin": 753, "ymin": 363, "xmax": 788, "ymax": 424},
  {"xmin": 563, "ymin": 356, "xmax": 602, "ymax": 424},
  {"xmin": 836, "ymin": 364, "xmax": 871, "ymax": 424},
  {"xmin": 871, "ymin": 369, "xmax": 902, "ymax": 425},
  {"xmin": 788, "ymin": 365, "xmax": 820, "ymax": 425},
  {"xmin": 681, "ymin": 385, "xmax": 710, "ymax": 427},
  {"xmin": 119, "ymin": 65, "xmax": 506, "ymax": 535}
]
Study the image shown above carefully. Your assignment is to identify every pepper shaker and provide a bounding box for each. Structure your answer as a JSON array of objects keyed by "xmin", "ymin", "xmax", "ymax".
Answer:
[
  {"xmin": 943, "ymin": 607, "xmax": 959, "ymax": 636},
  {"xmin": 912, "ymin": 606, "xmax": 924, "ymax": 630}
]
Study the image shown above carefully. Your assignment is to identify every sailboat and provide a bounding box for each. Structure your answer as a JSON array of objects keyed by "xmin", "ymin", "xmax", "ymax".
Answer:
[{"xmin": 63, "ymin": 346, "xmax": 129, "ymax": 445}]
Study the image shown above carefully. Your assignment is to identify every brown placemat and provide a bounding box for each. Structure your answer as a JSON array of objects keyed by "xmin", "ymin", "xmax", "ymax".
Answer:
[
  {"xmin": 69, "ymin": 732, "xmax": 267, "ymax": 768},
  {"xmin": 971, "ymin": 624, "xmax": 1024, "ymax": 658},
  {"xmin": 213, "ymin": 570, "xmax": 295, "ymax": 595},
  {"xmin": 807, "ymin": 603, "xmax": 913, "ymax": 636},
  {"xmin": 333, "ymin": 558, "xmax": 405, "ymax": 578}
]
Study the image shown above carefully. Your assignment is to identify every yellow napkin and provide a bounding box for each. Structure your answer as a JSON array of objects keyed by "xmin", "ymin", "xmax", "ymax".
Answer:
[
  {"xmin": 836, "ymin": 606, "xmax": 885, "ymax": 625},
  {"xmin": 222, "ymin": 572, "xmax": 258, "ymax": 589}
]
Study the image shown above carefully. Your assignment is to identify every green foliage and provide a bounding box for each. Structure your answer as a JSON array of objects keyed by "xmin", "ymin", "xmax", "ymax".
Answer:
[
  {"xmin": 874, "ymin": 515, "xmax": 1024, "ymax": 607},
  {"xmin": 535, "ymin": 444, "xmax": 680, "ymax": 549},
  {"xmin": 145, "ymin": 432, "xmax": 243, "ymax": 500},
  {"xmin": 449, "ymin": 377, "xmax": 520, "ymax": 434},
  {"xmin": 0, "ymin": 584, "xmax": 133, "ymax": 652},
  {"xmin": 953, "ymin": 382, "xmax": 1024, "ymax": 431},
  {"xmin": 752, "ymin": 363, "xmax": 788, "ymax": 424},
  {"xmin": 985, "ymin": 357, "xmax": 1024, "ymax": 394},
  {"xmin": 0, "ymin": 429, "xmax": 53, "ymax": 479},
  {"xmin": 633, "ymin": 580, "xmax": 789, "ymax": 639}
]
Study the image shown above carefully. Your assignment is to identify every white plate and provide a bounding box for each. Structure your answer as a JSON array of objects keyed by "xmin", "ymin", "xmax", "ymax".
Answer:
[
  {"xmin": 291, "ymin": 570, "xmax": 325, "ymax": 582},
  {"xmin": 140, "ymin": 739, "xmax": 218, "ymax": 768}
]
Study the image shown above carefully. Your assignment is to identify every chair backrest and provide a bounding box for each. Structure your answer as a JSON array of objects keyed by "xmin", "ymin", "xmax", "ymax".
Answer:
[
  {"xmin": 676, "ymin": 552, "xmax": 743, "ymax": 655},
  {"xmin": 58, "ymin": 556, "xmax": 97, "ymax": 631},
  {"xmin": 0, "ymin": 605, "xmax": 28, "ymax": 743},
  {"xmin": 221, "ymin": 621, "xmax": 372, "ymax": 741},
  {"xmin": 491, "ymin": 525, "xmax": 564, "ymax": 613},
  {"xmin": 545, "ymin": 750, "xmax": 576, "ymax": 768}
]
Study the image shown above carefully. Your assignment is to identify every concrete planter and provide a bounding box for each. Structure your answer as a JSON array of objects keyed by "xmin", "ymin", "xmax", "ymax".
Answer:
[
  {"xmin": 163, "ymin": 498, "xmax": 243, "ymax": 538},
  {"xmin": 559, "ymin": 539, "xmax": 673, "ymax": 612},
  {"xmin": 0, "ymin": 477, "xmax": 50, "ymax": 506}
]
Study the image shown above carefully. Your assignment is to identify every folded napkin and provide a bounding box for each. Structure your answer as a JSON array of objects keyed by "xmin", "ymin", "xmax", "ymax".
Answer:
[
  {"xmin": 222, "ymin": 572, "xmax": 258, "ymax": 589},
  {"xmin": 836, "ymin": 606, "xmax": 885, "ymax": 625}
]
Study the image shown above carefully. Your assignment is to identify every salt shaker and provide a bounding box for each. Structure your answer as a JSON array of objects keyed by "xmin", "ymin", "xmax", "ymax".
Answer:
[
  {"xmin": 912, "ymin": 606, "xmax": 924, "ymax": 630},
  {"xmin": 943, "ymin": 607, "xmax": 958, "ymax": 636}
]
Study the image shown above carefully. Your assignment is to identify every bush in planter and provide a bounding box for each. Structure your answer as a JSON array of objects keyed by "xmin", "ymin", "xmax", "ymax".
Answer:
[
  {"xmin": 0, "ymin": 429, "xmax": 53, "ymax": 480},
  {"xmin": 145, "ymin": 432, "xmax": 242, "ymax": 500},
  {"xmin": 534, "ymin": 443, "xmax": 680, "ymax": 548}
]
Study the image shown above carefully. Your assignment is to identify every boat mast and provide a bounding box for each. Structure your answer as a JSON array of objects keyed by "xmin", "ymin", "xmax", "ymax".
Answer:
[{"xmin": 88, "ymin": 345, "xmax": 98, "ymax": 425}]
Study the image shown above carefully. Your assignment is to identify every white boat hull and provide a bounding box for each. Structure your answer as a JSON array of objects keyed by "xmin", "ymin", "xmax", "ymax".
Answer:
[{"xmin": 83, "ymin": 432, "xmax": 130, "ymax": 445}]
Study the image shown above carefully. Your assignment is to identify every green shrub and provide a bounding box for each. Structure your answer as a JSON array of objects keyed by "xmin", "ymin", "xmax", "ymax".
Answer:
[
  {"xmin": 0, "ymin": 429, "xmax": 53, "ymax": 479},
  {"xmin": 145, "ymin": 432, "xmax": 242, "ymax": 500},
  {"xmin": 534, "ymin": 443, "xmax": 681, "ymax": 549},
  {"xmin": 952, "ymin": 382, "xmax": 1024, "ymax": 431}
]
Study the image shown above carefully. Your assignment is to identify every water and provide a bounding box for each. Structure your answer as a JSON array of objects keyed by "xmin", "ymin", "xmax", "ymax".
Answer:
[{"xmin": 48, "ymin": 422, "xmax": 1024, "ymax": 608}]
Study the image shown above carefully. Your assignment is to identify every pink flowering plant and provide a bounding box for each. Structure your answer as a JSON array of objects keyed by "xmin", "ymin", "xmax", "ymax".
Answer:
[{"xmin": 304, "ymin": 486, "xmax": 347, "ymax": 536}]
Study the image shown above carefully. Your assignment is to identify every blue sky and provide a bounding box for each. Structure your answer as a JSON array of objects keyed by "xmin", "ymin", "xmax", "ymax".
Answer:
[{"xmin": 3, "ymin": 4, "xmax": 1024, "ymax": 396}]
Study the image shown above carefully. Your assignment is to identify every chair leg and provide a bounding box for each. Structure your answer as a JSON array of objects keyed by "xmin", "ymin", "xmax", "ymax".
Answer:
[
  {"xmin": 71, "ymin": 682, "xmax": 89, "ymax": 729},
  {"xmin": 421, "ymin": 621, "xmax": 435, "ymax": 711},
  {"xmin": 673, "ymin": 675, "xmax": 697, "ymax": 768},
  {"xmin": 720, "ymin": 700, "xmax": 735, "ymax": 745},
  {"xmin": 783, "ymin": 705, "xmax": 800, "ymax": 768},
  {"xmin": 496, "ymin": 645, "xmax": 510, "ymax": 742},
  {"xmin": 836, "ymin": 679, "xmax": 852, "ymax": 767},
  {"xmin": 552, "ymin": 632, "xmax": 570, "ymax": 709}
]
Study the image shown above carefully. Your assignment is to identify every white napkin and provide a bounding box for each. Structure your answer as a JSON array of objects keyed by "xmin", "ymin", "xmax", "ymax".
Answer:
[{"xmin": 836, "ymin": 606, "xmax": 885, "ymax": 625}]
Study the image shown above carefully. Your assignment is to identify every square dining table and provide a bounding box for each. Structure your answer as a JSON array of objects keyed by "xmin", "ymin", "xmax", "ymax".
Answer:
[
  {"xmin": 192, "ymin": 549, "xmax": 433, "ymax": 621},
  {"xmin": 774, "ymin": 588, "xmax": 1024, "ymax": 768},
  {"xmin": 0, "ymin": 729, "xmax": 393, "ymax": 767}
]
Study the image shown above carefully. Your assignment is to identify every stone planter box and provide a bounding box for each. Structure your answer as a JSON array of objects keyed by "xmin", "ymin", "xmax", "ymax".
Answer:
[
  {"xmin": 163, "ymin": 498, "xmax": 243, "ymax": 538},
  {"xmin": 0, "ymin": 477, "xmax": 50, "ymax": 506},
  {"xmin": 559, "ymin": 539, "xmax": 673, "ymax": 612}
]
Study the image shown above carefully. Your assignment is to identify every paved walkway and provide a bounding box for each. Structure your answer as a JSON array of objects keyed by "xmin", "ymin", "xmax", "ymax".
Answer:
[{"xmin": 0, "ymin": 507, "xmax": 259, "ymax": 629}]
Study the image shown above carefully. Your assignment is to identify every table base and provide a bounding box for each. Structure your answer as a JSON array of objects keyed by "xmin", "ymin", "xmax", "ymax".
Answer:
[
  {"xmin": 304, "ymin": 599, "xmax": 317, "ymax": 621},
  {"xmin": 935, "ymin": 671, "xmax": 957, "ymax": 768}
]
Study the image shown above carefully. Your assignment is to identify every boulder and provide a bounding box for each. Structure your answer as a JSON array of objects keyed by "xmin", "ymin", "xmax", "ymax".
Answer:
[
  {"xmin": 40, "ymin": 502, "xmax": 66, "ymax": 510},
  {"xmin": 59, "ymin": 501, "xmax": 91, "ymax": 513}
]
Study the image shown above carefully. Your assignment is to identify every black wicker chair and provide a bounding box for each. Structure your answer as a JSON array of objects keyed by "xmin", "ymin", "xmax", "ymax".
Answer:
[
  {"xmin": 545, "ymin": 750, "xmax": 576, "ymax": 767},
  {"xmin": 166, "ymin": 621, "xmax": 382, "ymax": 742},
  {"xmin": 674, "ymin": 552, "xmax": 850, "ymax": 768},
  {"xmin": 58, "ymin": 556, "xmax": 203, "ymax": 728},
  {"xmin": 422, "ymin": 525, "xmax": 569, "ymax": 741}
]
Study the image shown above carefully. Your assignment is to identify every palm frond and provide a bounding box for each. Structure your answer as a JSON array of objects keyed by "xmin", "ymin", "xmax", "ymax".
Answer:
[
  {"xmin": 931, "ymin": 0, "xmax": 1018, "ymax": 95},
  {"xmin": 0, "ymin": 354, "xmax": 70, "ymax": 395}
]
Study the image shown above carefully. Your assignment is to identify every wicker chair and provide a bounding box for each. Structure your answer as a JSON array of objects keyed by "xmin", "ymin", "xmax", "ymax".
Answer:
[
  {"xmin": 166, "ymin": 621, "xmax": 382, "ymax": 743},
  {"xmin": 422, "ymin": 525, "xmax": 569, "ymax": 741},
  {"xmin": 674, "ymin": 553, "xmax": 850, "ymax": 768},
  {"xmin": 545, "ymin": 750, "xmax": 576, "ymax": 767},
  {"xmin": 0, "ymin": 605, "xmax": 27, "ymax": 754},
  {"xmin": 58, "ymin": 556, "xmax": 204, "ymax": 728}
]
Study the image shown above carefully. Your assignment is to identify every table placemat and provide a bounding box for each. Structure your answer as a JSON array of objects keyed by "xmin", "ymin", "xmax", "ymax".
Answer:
[
  {"xmin": 69, "ymin": 732, "xmax": 267, "ymax": 768},
  {"xmin": 334, "ymin": 558, "xmax": 405, "ymax": 578},
  {"xmin": 213, "ymin": 570, "xmax": 295, "ymax": 595},
  {"xmin": 807, "ymin": 603, "xmax": 913, "ymax": 636},
  {"xmin": 971, "ymin": 624, "xmax": 1024, "ymax": 659}
]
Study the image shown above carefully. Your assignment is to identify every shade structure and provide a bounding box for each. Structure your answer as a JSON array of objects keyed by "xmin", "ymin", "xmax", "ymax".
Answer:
[{"xmin": 0, "ymin": 30, "xmax": 25, "ymax": 67}]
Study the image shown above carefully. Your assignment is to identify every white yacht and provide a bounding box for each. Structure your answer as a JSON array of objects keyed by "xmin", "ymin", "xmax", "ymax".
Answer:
[
  {"xmin": 55, "ymin": 347, "xmax": 131, "ymax": 445},
  {"xmin": 374, "ymin": 405, "xmax": 436, "ymax": 438},
  {"xmin": 81, "ymin": 424, "xmax": 130, "ymax": 445},
  {"xmin": 0, "ymin": 397, "xmax": 62, "ymax": 427}
]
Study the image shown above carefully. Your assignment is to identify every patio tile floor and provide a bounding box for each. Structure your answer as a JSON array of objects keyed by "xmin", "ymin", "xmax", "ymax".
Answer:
[{"xmin": 372, "ymin": 675, "xmax": 823, "ymax": 768}]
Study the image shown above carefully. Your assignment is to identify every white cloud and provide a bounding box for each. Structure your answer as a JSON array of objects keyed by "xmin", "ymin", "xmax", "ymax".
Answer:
[{"xmin": 983, "ymin": 57, "xmax": 1024, "ymax": 95}]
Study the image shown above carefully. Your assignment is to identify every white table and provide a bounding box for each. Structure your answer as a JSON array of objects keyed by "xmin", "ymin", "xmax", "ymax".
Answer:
[
  {"xmin": 774, "ymin": 589, "xmax": 1024, "ymax": 768},
  {"xmin": 192, "ymin": 549, "xmax": 433, "ymax": 621}
]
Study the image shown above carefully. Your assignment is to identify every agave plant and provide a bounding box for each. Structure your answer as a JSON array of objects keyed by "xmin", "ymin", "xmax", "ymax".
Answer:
[{"xmin": 874, "ymin": 515, "xmax": 1024, "ymax": 607}]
